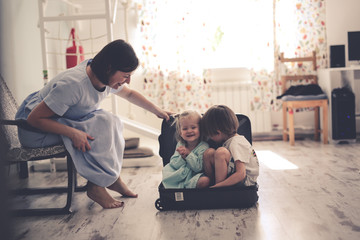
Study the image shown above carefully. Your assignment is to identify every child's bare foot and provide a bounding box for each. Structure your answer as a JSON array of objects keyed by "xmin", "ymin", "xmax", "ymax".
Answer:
[
  {"xmin": 87, "ymin": 182, "xmax": 124, "ymax": 209},
  {"xmin": 107, "ymin": 177, "xmax": 138, "ymax": 198}
]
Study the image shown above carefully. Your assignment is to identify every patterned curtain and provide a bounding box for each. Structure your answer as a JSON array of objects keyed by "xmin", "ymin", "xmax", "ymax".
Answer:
[
  {"xmin": 137, "ymin": 0, "xmax": 216, "ymax": 113},
  {"xmin": 136, "ymin": 0, "xmax": 327, "ymax": 113},
  {"xmin": 273, "ymin": 0, "xmax": 327, "ymax": 111}
]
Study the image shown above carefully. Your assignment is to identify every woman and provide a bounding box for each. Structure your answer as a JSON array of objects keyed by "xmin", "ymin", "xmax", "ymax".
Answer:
[{"xmin": 15, "ymin": 40, "xmax": 171, "ymax": 209}]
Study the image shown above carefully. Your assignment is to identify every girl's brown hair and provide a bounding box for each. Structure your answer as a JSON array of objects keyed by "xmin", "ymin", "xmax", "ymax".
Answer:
[{"xmin": 201, "ymin": 105, "xmax": 239, "ymax": 138}]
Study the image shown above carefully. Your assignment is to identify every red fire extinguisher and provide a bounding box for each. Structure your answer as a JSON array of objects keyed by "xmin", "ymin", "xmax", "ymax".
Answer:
[{"xmin": 66, "ymin": 28, "xmax": 84, "ymax": 69}]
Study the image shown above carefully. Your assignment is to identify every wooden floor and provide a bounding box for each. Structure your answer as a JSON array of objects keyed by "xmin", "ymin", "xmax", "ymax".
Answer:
[{"xmin": 5, "ymin": 138, "xmax": 360, "ymax": 240}]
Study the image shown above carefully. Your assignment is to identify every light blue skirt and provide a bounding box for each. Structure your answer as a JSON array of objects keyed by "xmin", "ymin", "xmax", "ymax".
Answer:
[{"xmin": 17, "ymin": 109, "xmax": 125, "ymax": 188}]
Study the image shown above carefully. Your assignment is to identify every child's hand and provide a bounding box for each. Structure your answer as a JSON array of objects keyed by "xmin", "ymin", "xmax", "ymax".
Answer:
[{"xmin": 176, "ymin": 146, "xmax": 189, "ymax": 159}]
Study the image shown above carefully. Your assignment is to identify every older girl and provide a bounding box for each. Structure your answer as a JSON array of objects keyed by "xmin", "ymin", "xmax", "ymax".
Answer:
[{"xmin": 201, "ymin": 105, "xmax": 259, "ymax": 188}]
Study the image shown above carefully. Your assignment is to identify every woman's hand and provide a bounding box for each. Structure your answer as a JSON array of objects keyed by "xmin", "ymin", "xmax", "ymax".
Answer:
[
  {"xmin": 70, "ymin": 128, "xmax": 95, "ymax": 152},
  {"xmin": 27, "ymin": 101, "xmax": 94, "ymax": 152},
  {"xmin": 156, "ymin": 110, "xmax": 173, "ymax": 121}
]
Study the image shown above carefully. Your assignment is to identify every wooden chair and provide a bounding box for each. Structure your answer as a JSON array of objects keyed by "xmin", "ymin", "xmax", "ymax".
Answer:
[
  {"xmin": 0, "ymin": 75, "xmax": 86, "ymax": 216},
  {"xmin": 279, "ymin": 51, "xmax": 328, "ymax": 146}
]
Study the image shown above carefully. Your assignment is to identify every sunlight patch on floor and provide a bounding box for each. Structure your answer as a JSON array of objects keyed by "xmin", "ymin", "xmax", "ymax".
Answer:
[{"xmin": 257, "ymin": 150, "xmax": 298, "ymax": 170}]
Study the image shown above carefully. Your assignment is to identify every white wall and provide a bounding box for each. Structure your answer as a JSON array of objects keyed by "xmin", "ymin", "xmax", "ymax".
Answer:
[
  {"xmin": 326, "ymin": 0, "xmax": 360, "ymax": 68},
  {"xmin": 0, "ymin": 0, "xmax": 43, "ymax": 102}
]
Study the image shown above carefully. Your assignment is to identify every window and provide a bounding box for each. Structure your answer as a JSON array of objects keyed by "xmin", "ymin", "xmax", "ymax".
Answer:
[{"xmin": 138, "ymin": 0, "xmax": 274, "ymax": 73}]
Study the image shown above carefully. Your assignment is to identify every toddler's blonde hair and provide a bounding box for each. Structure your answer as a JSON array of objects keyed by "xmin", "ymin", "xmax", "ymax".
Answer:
[{"xmin": 172, "ymin": 110, "xmax": 202, "ymax": 144}]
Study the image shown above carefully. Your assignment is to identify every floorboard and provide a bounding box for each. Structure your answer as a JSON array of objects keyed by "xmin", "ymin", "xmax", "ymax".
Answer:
[{"xmin": 6, "ymin": 138, "xmax": 360, "ymax": 240}]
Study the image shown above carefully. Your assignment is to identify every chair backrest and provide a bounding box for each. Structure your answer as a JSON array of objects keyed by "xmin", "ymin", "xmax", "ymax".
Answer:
[
  {"xmin": 158, "ymin": 114, "xmax": 252, "ymax": 166},
  {"xmin": 0, "ymin": 75, "xmax": 21, "ymax": 156},
  {"xmin": 280, "ymin": 51, "xmax": 317, "ymax": 94}
]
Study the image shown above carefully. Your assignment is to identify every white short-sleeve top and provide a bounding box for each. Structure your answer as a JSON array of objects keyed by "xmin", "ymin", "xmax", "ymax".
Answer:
[{"xmin": 22, "ymin": 60, "xmax": 124, "ymax": 120}]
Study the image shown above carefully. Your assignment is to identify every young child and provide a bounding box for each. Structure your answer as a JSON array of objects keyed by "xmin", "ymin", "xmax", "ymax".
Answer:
[
  {"xmin": 201, "ymin": 105, "xmax": 259, "ymax": 188},
  {"xmin": 162, "ymin": 110, "xmax": 210, "ymax": 188}
]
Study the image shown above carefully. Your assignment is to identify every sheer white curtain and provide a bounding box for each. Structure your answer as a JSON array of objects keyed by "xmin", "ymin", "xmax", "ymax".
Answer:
[
  {"xmin": 138, "ymin": 0, "xmax": 274, "ymax": 71},
  {"xmin": 137, "ymin": 0, "xmax": 274, "ymax": 113},
  {"xmin": 136, "ymin": 0, "xmax": 327, "ymax": 112}
]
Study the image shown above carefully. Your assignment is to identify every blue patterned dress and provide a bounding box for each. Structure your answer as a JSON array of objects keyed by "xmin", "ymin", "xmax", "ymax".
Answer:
[{"xmin": 162, "ymin": 141, "xmax": 209, "ymax": 188}]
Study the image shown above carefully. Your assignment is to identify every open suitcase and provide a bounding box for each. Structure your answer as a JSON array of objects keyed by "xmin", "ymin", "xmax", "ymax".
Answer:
[{"xmin": 155, "ymin": 114, "xmax": 259, "ymax": 211}]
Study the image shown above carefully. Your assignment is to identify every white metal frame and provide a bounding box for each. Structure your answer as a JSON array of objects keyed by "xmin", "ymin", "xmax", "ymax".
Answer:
[{"xmin": 37, "ymin": 0, "xmax": 119, "ymax": 114}]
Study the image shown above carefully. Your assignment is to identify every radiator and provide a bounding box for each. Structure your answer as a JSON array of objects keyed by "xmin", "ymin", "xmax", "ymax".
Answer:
[{"xmin": 209, "ymin": 68, "xmax": 271, "ymax": 133}]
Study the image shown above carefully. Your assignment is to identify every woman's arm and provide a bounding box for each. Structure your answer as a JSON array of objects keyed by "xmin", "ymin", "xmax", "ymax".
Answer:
[
  {"xmin": 211, "ymin": 160, "xmax": 246, "ymax": 188},
  {"xmin": 27, "ymin": 101, "xmax": 94, "ymax": 152},
  {"xmin": 115, "ymin": 85, "xmax": 171, "ymax": 120}
]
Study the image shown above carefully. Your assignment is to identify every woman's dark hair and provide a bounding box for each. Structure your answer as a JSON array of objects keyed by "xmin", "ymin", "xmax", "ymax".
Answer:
[
  {"xmin": 90, "ymin": 39, "xmax": 139, "ymax": 84},
  {"xmin": 201, "ymin": 105, "xmax": 239, "ymax": 138}
]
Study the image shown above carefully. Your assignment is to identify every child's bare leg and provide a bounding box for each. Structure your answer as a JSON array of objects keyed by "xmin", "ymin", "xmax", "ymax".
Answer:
[
  {"xmin": 107, "ymin": 176, "xmax": 138, "ymax": 198},
  {"xmin": 86, "ymin": 181, "xmax": 124, "ymax": 209},
  {"xmin": 196, "ymin": 176, "xmax": 210, "ymax": 188},
  {"xmin": 203, "ymin": 148, "xmax": 216, "ymax": 184},
  {"xmin": 214, "ymin": 147, "xmax": 231, "ymax": 184}
]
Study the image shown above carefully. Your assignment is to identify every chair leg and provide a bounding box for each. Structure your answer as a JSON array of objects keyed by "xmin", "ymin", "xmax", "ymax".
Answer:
[
  {"xmin": 314, "ymin": 107, "xmax": 320, "ymax": 141},
  {"xmin": 288, "ymin": 108, "xmax": 295, "ymax": 146},
  {"xmin": 12, "ymin": 154, "xmax": 84, "ymax": 216},
  {"xmin": 282, "ymin": 104, "xmax": 288, "ymax": 141},
  {"xmin": 62, "ymin": 155, "xmax": 75, "ymax": 214},
  {"xmin": 18, "ymin": 162, "xmax": 29, "ymax": 179},
  {"xmin": 323, "ymin": 102, "xmax": 329, "ymax": 144}
]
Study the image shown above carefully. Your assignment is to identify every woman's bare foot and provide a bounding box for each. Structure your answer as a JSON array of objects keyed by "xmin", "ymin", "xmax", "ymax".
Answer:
[
  {"xmin": 107, "ymin": 177, "xmax": 138, "ymax": 198},
  {"xmin": 87, "ymin": 182, "xmax": 124, "ymax": 209}
]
